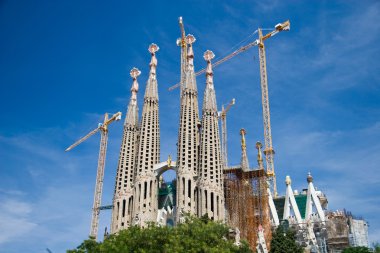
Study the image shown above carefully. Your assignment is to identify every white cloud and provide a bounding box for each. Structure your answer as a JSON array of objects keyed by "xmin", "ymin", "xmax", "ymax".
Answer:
[
  {"xmin": 0, "ymin": 198, "xmax": 37, "ymax": 244},
  {"xmin": 0, "ymin": 118, "xmax": 117, "ymax": 252}
]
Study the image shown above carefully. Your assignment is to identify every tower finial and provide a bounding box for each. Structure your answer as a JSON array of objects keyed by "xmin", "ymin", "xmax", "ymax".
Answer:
[
  {"xmin": 204, "ymin": 50, "xmax": 215, "ymax": 89},
  {"xmin": 240, "ymin": 129, "xmax": 247, "ymax": 150},
  {"xmin": 148, "ymin": 43, "xmax": 159, "ymax": 76},
  {"xmin": 125, "ymin": 67, "xmax": 140, "ymax": 125},
  {"xmin": 204, "ymin": 50, "xmax": 215, "ymax": 62},
  {"xmin": 148, "ymin": 43, "xmax": 159, "ymax": 54},
  {"xmin": 130, "ymin": 67, "xmax": 141, "ymax": 94},
  {"xmin": 307, "ymin": 172, "xmax": 313, "ymax": 183},
  {"xmin": 285, "ymin": 175, "xmax": 291, "ymax": 185},
  {"xmin": 256, "ymin": 141, "xmax": 264, "ymax": 169},
  {"xmin": 186, "ymin": 34, "xmax": 196, "ymax": 67},
  {"xmin": 144, "ymin": 44, "xmax": 159, "ymax": 99},
  {"xmin": 240, "ymin": 128, "xmax": 249, "ymax": 171}
]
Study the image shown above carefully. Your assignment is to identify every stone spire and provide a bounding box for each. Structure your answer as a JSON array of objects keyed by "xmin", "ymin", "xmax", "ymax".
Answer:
[
  {"xmin": 183, "ymin": 35, "xmax": 198, "ymax": 91},
  {"xmin": 176, "ymin": 34, "xmax": 200, "ymax": 218},
  {"xmin": 202, "ymin": 50, "xmax": 218, "ymax": 111},
  {"xmin": 198, "ymin": 50, "xmax": 225, "ymax": 221},
  {"xmin": 256, "ymin": 141, "xmax": 264, "ymax": 170},
  {"xmin": 283, "ymin": 175, "xmax": 303, "ymax": 223},
  {"xmin": 305, "ymin": 172, "xmax": 326, "ymax": 222},
  {"xmin": 111, "ymin": 68, "xmax": 141, "ymax": 232},
  {"xmin": 240, "ymin": 128, "xmax": 250, "ymax": 172},
  {"xmin": 125, "ymin": 68, "xmax": 140, "ymax": 125},
  {"xmin": 144, "ymin": 43, "xmax": 159, "ymax": 99},
  {"xmin": 133, "ymin": 44, "xmax": 161, "ymax": 226}
]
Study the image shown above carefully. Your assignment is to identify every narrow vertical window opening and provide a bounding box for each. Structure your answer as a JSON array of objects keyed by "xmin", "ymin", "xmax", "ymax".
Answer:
[{"xmin": 122, "ymin": 199, "xmax": 126, "ymax": 217}]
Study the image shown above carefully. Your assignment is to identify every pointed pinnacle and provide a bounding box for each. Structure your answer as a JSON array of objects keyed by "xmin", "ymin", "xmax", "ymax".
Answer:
[
  {"xmin": 130, "ymin": 67, "xmax": 140, "ymax": 93},
  {"xmin": 203, "ymin": 50, "xmax": 215, "ymax": 62},
  {"xmin": 186, "ymin": 34, "xmax": 196, "ymax": 45},
  {"xmin": 148, "ymin": 43, "xmax": 159, "ymax": 54},
  {"xmin": 130, "ymin": 67, "xmax": 141, "ymax": 79},
  {"xmin": 307, "ymin": 172, "xmax": 313, "ymax": 183},
  {"xmin": 285, "ymin": 175, "xmax": 292, "ymax": 185}
]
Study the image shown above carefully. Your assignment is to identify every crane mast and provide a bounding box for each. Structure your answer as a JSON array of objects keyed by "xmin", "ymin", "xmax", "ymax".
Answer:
[
  {"xmin": 65, "ymin": 111, "xmax": 122, "ymax": 240},
  {"xmin": 218, "ymin": 98, "xmax": 235, "ymax": 169},
  {"xmin": 257, "ymin": 21, "xmax": 290, "ymax": 197},
  {"xmin": 258, "ymin": 28, "xmax": 276, "ymax": 197},
  {"xmin": 91, "ymin": 124, "xmax": 108, "ymax": 239}
]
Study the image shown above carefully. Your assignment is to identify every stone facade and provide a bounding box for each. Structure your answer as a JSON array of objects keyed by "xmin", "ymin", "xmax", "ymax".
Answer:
[
  {"xmin": 176, "ymin": 35, "xmax": 200, "ymax": 217},
  {"xmin": 197, "ymin": 50, "xmax": 224, "ymax": 220},
  {"xmin": 111, "ymin": 68, "xmax": 140, "ymax": 232},
  {"xmin": 111, "ymin": 41, "xmax": 225, "ymax": 232},
  {"xmin": 132, "ymin": 44, "xmax": 161, "ymax": 227}
]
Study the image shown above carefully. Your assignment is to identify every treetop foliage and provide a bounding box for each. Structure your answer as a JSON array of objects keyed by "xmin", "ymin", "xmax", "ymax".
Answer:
[
  {"xmin": 269, "ymin": 225, "xmax": 303, "ymax": 253},
  {"xmin": 342, "ymin": 246, "xmax": 373, "ymax": 253},
  {"xmin": 67, "ymin": 215, "xmax": 252, "ymax": 253}
]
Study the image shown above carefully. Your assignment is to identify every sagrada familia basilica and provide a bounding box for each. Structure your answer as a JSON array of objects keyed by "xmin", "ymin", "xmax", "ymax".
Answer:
[
  {"xmin": 104, "ymin": 19, "xmax": 370, "ymax": 252},
  {"xmin": 111, "ymin": 34, "xmax": 225, "ymax": 232}
]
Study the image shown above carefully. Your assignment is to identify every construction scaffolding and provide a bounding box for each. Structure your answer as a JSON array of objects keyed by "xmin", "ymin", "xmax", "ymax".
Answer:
[
  {"xmin": 224, "ymin": 168, "xmax": 272, "ymax": 251},
  {"xmin": 326, "ymin": 211, "xmax": 350, "ymax": 251}
]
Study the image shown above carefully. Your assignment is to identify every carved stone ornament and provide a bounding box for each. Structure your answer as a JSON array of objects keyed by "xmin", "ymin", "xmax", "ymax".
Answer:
[
  {"xmin": 130, "ymin": 67, "xmax": 141, "ymax": 79},
  {"xmin": 203, "ymin": 50, "xmax": 215, "ymax": 62},
  {"xmin": 148, "ymin": 43, "xmax": 160, "ymax": 54},
  {"xmin": 185, "ymin": 34, "xmax": 196, "ymax": 44}
]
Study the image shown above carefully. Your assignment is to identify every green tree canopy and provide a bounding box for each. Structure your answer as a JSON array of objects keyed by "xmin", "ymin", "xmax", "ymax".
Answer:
[
  {"xmin": 342, "ymin": 246, "xmax": 372, "ymax": 253},
  {"xmin": 67, "ymin": 215, "xmax": 252, "ymax": 253},
  {"xmin": 269, "ymin": 225, "xmax": 303, "ymax": 253},
  {"xmin": 373, "ymin": 242, "xmax": 380, "ymax": 253}
]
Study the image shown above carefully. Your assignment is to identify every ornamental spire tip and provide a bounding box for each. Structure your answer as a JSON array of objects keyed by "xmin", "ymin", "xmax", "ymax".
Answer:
[
  {"xmin": 204, "ymin": 50, "xmax": 214, "ymax": 84},
  {"xmin": 130, "ymin": 67, "xmax": 141, "ymax": 79},
  {"xmin": 307, "ymin": 172, "xmax": 313, "ymax": 183},
  {"xmin": 203, "ymin": 50, "xmax": 215, "ymax": 62},
  {"xmin": 186, "ymin": 34, "xmax": 196, "ymax": 45},
  {"xmin": 148, "ymin": 43, "xmax": 159, "ymax": 54},
  {"xmin": 240, "ymin": 128, "xmax": 247, "ymax": 149},
  {"xmin": 256, "ymin": 141, "xmax": 264, "ymax": 168},
  {"xmin": 148, "ymin": 43, "xmax": 159, "ymax": 74},
  {"xmin": 285, "ymin": 175, "xmax": 291, "ymax": 185},
  {"xmin": 130, "ymin": 67, "xmax": 140, "ymax": 94}
]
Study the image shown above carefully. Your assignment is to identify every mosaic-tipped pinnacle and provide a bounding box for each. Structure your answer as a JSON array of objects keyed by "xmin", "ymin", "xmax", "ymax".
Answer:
[
  {"xmin": 186, "ymin": 34, "xmax": 196, "ymax": 44},
  {"xmin": 203, "ymin": 50, "xmax": 215, "ymax": 62},
  {"xmin": 130, "ymin": 67, "xmax": 141, "ymax": 79},
  {"xmin": 148, "ymin": 43, "xmax": 159, "ymax": 54}
]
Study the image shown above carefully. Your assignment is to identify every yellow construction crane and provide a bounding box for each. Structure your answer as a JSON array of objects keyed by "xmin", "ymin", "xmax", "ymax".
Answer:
[
  {"xmin": 168, "ymin": 21, "xmax": 290, "ymax": 92},
  {"xmin": 258, "ymin": 21, "xmax": 290, "ymax": 198},
  {"xmin": 65, "ymin": 111, "xmax": 122, "ymax": 240},
  {"xmin": 218, "ymin": 98, "xmax": 235, "ymax": 169},
  {"xmin": 168, "ymin": 20, "xmax": 290, "ymax": 197}
]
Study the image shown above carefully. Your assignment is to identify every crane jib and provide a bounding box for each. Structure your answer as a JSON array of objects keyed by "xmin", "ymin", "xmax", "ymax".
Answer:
[{"xmin": 168, "ymin": 20, "xmax": 289, "ymax": 91}]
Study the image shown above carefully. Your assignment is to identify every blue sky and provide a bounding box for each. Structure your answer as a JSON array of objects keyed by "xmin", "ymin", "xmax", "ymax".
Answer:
[{"xmin": 1, "ymin": 0, "xmax": 379, "ymax": 252}]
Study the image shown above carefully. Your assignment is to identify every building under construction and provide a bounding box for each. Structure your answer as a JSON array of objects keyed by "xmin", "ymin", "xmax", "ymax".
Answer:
[
  {"xmin": 223, "ymin": 130, "xmax": 272, "ymax": 251},
  {"xmin": 66, "ymin": 17, "xmax": 370, "ymax": 253}
]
